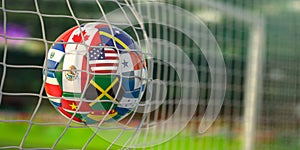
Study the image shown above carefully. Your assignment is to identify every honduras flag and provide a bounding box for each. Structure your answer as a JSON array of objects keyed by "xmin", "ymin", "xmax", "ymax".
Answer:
[{"xmin": 118, "ymin": 86, "xmax": 144, "ymax": 108}]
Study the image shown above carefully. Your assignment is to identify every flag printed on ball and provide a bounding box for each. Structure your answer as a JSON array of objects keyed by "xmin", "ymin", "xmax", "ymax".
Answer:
[
  {"xmin": 118, "ymin": 69, "xmax": 147, "ymax": 108},
  {"xmin": 47, "ymin": 43, "xmax": 65, "ymax": 70},
  {"xmin": 44, "ymin": 71, "xmax": 62, "ymax": 107},
  {"xmin": 118, "ymin": 51, "xmax": 144, "ymax": 73},
  {"xmin": 44, "ymin": 22, "xmax": 147, "ymax": 124},
  {"xmin": 89, "ymin": 45, "xmax": 119, "ymax": 74}
]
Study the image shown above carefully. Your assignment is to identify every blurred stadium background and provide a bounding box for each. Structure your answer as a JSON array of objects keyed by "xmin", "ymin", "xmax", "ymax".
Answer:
[{"xmin": 0, "ymin": 0, "xmax": 299, "ymax": 149}]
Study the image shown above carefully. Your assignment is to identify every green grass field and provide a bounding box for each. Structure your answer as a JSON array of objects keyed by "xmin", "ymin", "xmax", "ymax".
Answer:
[
  {"xmin": 1, "ymin": 122, "xmax": 298, "ymax": 150},
  {"xmin": 0, "ymin": 122, "xmax": 243, "ymax": 150}
]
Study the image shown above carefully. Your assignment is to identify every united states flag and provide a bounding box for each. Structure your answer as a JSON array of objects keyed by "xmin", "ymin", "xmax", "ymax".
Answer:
[{"xmin": 89, "ymin": 46, "xmax": 119, "ymax": 74}]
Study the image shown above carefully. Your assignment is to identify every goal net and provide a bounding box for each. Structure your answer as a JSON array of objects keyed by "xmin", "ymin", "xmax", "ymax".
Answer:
[{"xmin": 0, "ymin": 0, "xmax": 299, "ymax": 150}]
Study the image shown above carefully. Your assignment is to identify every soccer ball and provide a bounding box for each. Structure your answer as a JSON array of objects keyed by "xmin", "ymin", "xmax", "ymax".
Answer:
[{"xmin": 44, "ymin": 23, "xmax": 147, "ymax": 124}]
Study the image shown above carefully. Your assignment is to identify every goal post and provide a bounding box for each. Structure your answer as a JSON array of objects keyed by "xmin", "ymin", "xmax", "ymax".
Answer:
[{"xmin": 244, "ymin": 19, "xmax": 266, "ymax": 150}]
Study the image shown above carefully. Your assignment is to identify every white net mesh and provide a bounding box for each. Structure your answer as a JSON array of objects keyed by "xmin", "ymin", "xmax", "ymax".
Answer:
[{"xmin": 0, "ymin": 0, "xmax": 300, "ymax": 150}]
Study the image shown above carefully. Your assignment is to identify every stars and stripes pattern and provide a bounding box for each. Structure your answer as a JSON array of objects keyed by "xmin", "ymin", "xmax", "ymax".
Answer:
[{"xmin": 89, "ymin": 46, "xmax": 119, "ymax": 74}]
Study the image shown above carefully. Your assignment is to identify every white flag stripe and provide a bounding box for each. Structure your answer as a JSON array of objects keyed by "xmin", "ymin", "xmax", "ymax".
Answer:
[
  {"xmin": 134, "ymin": 77, "xmax": 141, "ymax": 90},
  {"xmin": 43, "ymin": 74, "xmax": 59, "ymax": 85},
  {"xmin": 120, "ymin": 68, "xmax": 147, "ymax": 90},
  {"xmin": 47, "ymin": 97, "xmax": 61, "ymax": 103},
  {"xmin": 91, "ymin": 66, "xmax": 118, "ymax": 71},
  {"xmin": 45, "ymin": 76, "xmax": 59, "ymax": 85},
  {"xmin": 142, "ymin": 68, "xmax": 147, "ymax": 85},
  {"xmin": 134, "ymin": 69, "xmax": 147, "ymax": 89},
  {"xmin": 45, "ymin": 92, "xmax": 61, "ymax": 103},
  {"xmin": 64, "ymin": 44, "xmax": 78, "ymax": 52},
  {"xmin": 50, "ymin": 98, "xmax": 61, "ymax": 103},
  {"xmin": 62, "ymin": 52, "xmax": 84, "ymax": 93},
  {"xmin": 89, "ymin": 59, "xmax": 119, "ymax": 64},
  {"xmin": 47, "ymin": 48, "xmax": 65, "ymax": 62},
  {"xmin": 103, "ymin": 53, "xmax": 118, "ymax": 57},
  {"xmin": 103, "ymin": 48, "xmax": 116, "ymax": 51}
]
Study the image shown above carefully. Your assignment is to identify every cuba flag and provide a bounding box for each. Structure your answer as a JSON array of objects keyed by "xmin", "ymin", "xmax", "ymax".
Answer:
[{"xmin": 47, "ymin": 43, "xmax": 65, "ymax": 69}]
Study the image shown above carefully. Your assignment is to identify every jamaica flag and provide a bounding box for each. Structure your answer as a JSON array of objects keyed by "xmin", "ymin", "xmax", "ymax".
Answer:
[
  {"xmin": 84, "ymin": 75, "xmax": 125, "ymax": 105},
  {"xmin": 82, "ymin": 75, "xmax": 125, "ymax": 122}
]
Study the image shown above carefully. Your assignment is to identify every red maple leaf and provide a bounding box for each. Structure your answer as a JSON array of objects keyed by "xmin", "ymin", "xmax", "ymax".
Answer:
[{"xmin": 72, "ymin": 30, "xmax": 90, "ymax": 42}]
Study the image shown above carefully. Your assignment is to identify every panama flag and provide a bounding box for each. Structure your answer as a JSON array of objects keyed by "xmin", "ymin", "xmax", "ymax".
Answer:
[
  {"xmin": 44, "ymin": 71, "xmax": 62, "ymax": 107},
  {"xmin": 47, "ymin": 43, "xmax": 65, "ymax": 70},
  {"xmin": 118, "ymin": 51, "xmax": 145, "ymax": 73}
]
